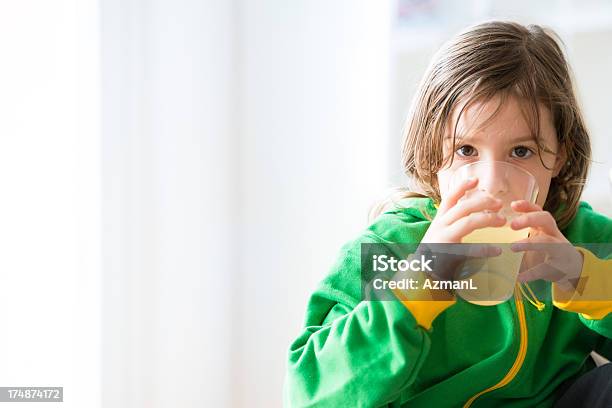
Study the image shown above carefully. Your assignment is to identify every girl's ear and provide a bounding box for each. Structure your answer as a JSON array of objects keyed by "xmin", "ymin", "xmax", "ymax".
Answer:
[{"xmin": 552, "ymin": 146, "xmax": 567, "ymax": 177}]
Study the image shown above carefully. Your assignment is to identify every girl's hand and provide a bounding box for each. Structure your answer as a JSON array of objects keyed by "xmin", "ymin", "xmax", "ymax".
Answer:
[
  {"xmin": 510, "ymin": 200, "xmax": 584, "ymax": 291},
  {"xmin": 421, "ymin": 177, "xmax": 506, "ymax": 244},
  {"xmin": 417, "ymin": 177, "xmax": 505, "ymax": 281}
]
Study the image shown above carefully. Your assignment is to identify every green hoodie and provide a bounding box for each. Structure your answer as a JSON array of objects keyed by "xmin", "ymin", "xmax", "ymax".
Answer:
[{"xmin": 284, "ymin": 198, "xmax": 612, "ymax": 407}]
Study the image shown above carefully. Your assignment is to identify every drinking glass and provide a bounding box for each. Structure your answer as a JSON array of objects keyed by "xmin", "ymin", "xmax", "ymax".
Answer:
[{"xmin": 449, "ymin": 161, "xmax": 539, "ymax": 306}]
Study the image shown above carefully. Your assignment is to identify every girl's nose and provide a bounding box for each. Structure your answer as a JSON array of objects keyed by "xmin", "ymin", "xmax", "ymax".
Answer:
[{"xmin": 477, "ymin": 162, "xmax": 509, "ymax": 196}]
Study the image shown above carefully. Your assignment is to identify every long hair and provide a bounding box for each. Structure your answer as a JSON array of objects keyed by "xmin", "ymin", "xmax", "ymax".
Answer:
[{"xmin": 371, "ymin": 21, "xmax": 591, "ymax": 229}]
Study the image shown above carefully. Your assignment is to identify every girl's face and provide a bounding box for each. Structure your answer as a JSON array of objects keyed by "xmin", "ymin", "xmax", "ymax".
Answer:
[{"xmin": 437, "ymin": 94, "xmax": 566, "ymax": 208}]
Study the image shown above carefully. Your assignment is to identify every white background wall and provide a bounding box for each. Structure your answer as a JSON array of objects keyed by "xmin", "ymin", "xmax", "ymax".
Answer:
[
  {"xmin": 0, "ymin": 1, "xmax": 101, "ymax": 407},
  {"xmin": 100, "ymin": 1, "xmax": 390, "ymax": 407},
  {"xmin": 238, "ymin": 2, "xmax": 390, "ymax": 406},
  {"xmin": 101, "ymin": 0, "xmax": 239, "ymax": 406}
]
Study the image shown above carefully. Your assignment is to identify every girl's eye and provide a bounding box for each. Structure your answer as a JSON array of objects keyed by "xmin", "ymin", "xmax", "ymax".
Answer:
[
  {"xmin": 511, "ymin": 146, "xmax": 533, "ymax": 158},
  {"xmin": 456, "ymin": 145, "xmax": 476, "ymax": 157}
]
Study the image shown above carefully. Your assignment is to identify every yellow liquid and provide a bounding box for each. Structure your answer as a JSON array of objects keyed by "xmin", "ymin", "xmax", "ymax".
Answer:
[{"xmin": 456, "ymin": 225, "xmax": 529, "ymax": 306}]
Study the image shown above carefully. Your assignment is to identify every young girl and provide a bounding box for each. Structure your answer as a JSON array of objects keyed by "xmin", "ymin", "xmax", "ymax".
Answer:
[{"xmin": 284, "ymin": 21, "xmax": 612, "ymax": 407}]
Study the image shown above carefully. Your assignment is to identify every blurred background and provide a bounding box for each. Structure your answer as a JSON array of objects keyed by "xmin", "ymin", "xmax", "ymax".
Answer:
[{"xmin": 0, "ymin": 0, "xmax": 611, "ymax": 407}]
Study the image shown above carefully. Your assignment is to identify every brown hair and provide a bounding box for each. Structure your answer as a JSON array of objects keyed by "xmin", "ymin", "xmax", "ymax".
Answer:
[{"xmin": 371, "ymin": 21, "xmax": 591, "ymax": 229}]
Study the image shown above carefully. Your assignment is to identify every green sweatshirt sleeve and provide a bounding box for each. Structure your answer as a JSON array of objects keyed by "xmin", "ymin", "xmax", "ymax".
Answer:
[
  {"xmin": 577, "ymin": 246, "xmax": 612, "ymax": 339},
  {"xmin": 556, "ymin": 203, "xmax": 612, "ymax": 340},
  {"xmin": 284, "ymin": 297, "xmax": 431, "ymax": 407},
  {"xmin": 552, "ymin": 247, "xmax": 612, "ymax": 338},
  {"xmin": 283, "ymin": 237, "xmax": 440, "ymax": 407},
  {"xmin": 576, "ymin": 252, "xmax": 612, "ymax": 341}
]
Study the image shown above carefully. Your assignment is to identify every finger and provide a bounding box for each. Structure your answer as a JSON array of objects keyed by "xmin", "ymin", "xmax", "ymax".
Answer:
[
  {"xmin": 442, "ymin": 194, "xmax": 503, "ymax": 225},
  {"xmin": 440, "ymin": 243, "xmax": 502, "ymax": 259},
  {"xmin": 510, "ymin": 200, "xmax": 542, "ymax": 213},
  {"xmin": 511, "ymin": 234, "xmax": 555, "ymax": 252},
  {"xmin": 510, "ymin": 211, "xmax": 559, "ymax": 236},
  {"xmin": 518, "ymin": 245, "xmax": 548, "ymax": 267},
  {"xmin": 419, "ymin": 243, "xmax": 496, "ymax": 258},
  {"xmin": 518, "ymin": 262, "xmax": 566, "ymax": 283},
  {"xmin": 448, "ymin": 211, "xmax": 507, "ymax": 241},
  {"xmin": 465, "ymin": 243, "xmax": 503, "ymax": 258},
  {"xmin": 438, "ymin": 177, "xmax": 478, "ymax": 214}
]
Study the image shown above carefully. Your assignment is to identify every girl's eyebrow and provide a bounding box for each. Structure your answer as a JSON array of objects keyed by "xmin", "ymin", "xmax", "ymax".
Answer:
[
  {"xmin": 508, "ymin": 135, "xmax": 540, "ymax": 144},
  {"xmin": 445, "ymin": 133, "xmax": 538, "ymax": 144}
]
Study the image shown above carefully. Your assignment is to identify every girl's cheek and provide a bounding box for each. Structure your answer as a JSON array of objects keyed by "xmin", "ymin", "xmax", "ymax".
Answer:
[
  {"xmin": 534, "ymin": 175, "xmax": 553, "ymax": 207},
  {"xmin": 436, "ymin": 172, "xmax": 453, "ymax": 200}
]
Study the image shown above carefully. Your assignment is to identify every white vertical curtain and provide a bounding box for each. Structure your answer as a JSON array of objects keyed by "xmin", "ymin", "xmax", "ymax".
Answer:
[{"xmin": 100, "ymin": 0, "xmax": 391, "ymax": 406}]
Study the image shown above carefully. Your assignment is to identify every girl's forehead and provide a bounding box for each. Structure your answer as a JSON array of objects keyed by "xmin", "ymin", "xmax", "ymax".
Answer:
[{"xmin": 447, "ymin": 94, "xmax": 557, "ymax": 146}]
